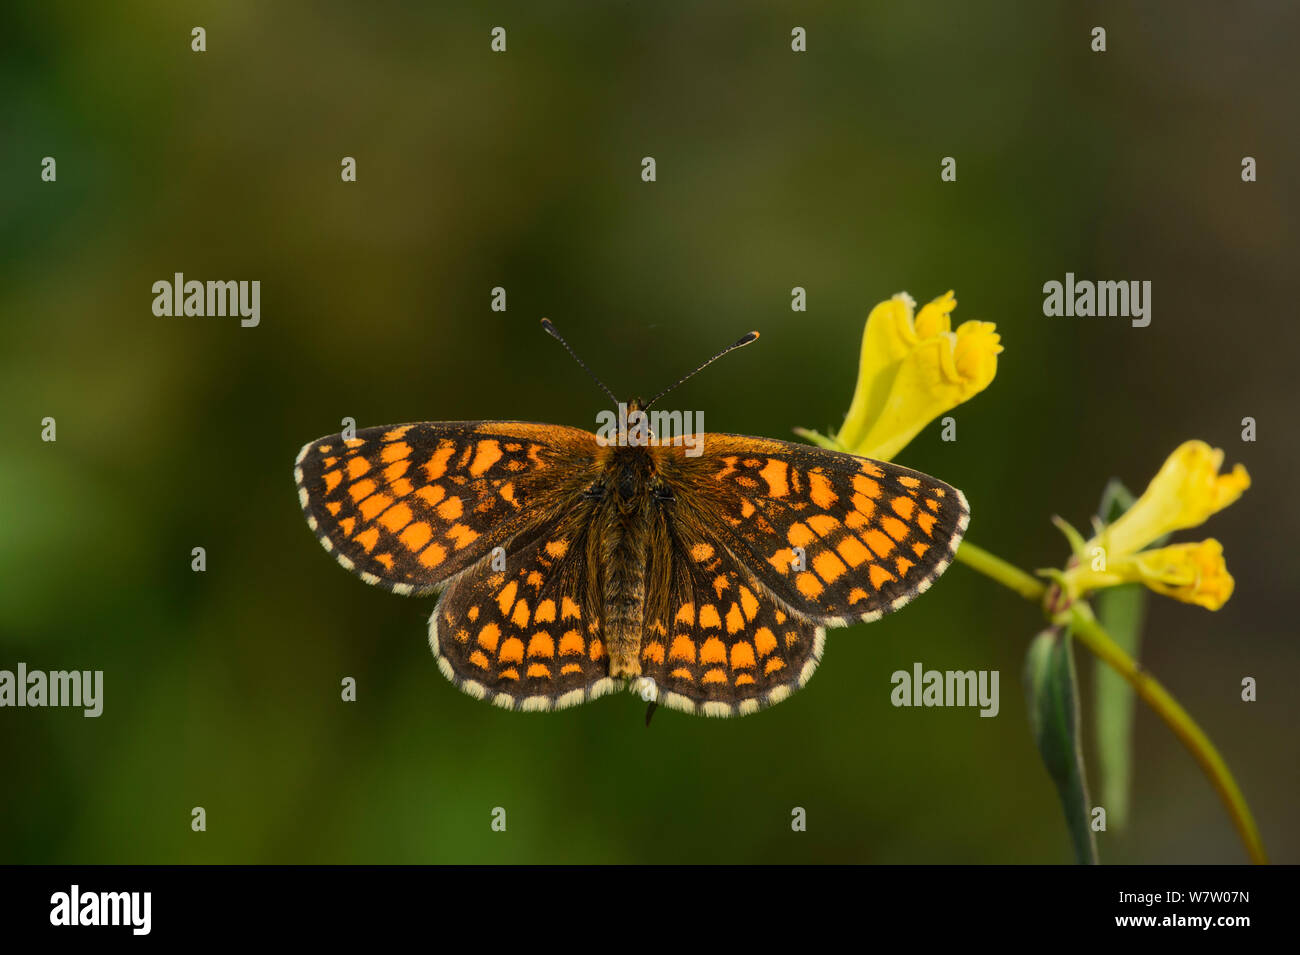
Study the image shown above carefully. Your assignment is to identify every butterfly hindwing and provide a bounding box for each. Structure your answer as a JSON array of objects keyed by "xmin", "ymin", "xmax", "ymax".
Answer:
[
  {"xmin": 428, "ymin": 507, "xmax": 619, "ymax": 711},
  {"xmin": 636, "ymin": 517, "xmax": 824, "ymax": 717},
  {"xmin": 295, "ymin": 421, "xmax": 601, "ymax": 595},
  {"xmin": 655, "ymin": 435, "xmax": 970, "ymax": 625}
]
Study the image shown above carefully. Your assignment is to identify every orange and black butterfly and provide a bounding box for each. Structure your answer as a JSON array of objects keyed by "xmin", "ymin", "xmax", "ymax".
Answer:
[{"xmin": 295, "ymin": 320, "xmax": 969, "ymax": 717}]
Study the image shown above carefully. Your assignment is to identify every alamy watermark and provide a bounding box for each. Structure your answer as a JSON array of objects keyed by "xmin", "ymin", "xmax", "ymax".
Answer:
[
  {"xmin": 0, "ymin": 663, "xmax": 102, "ymax": 717},
  {"xmin": 595, "ymin": 403, "xmax": 704, "ymax": 457},
  {"xmin": 1042, "ymin": 273, "xmax": 1150, "ymax": 327},
  {"xmin": 152, "ymin": 273, "xmax": 260, "ymax": 327},
  {"xmin": 891, "ymin": 662, "xmax": 999, "ymax": 717}
]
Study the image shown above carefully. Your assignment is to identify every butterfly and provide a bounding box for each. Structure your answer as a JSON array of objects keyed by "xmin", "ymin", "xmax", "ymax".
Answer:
[{"xmin": 294, "ymin": 320, "xmax": 969, "ymax": 717}]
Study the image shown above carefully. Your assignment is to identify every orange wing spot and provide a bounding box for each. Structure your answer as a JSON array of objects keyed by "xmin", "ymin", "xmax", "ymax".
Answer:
[
  {"xmin": 445, "ymin": 523, "xmax": 480, "ymax": 549},
  {"xmin": 383, "ymin": 427, "xmax": 411, "ymax": 442},
  {"xmin": 322, "ymin": 457, "xmax": 339, "ymax": 469},
  {"xmin": 702, "ymin": 668, "xmax": 728, "ymax": 685},
  {"xmin": 588, "ymin": 639, "xmax": 605, "ymax": 661},
  {"xmin": 647, "ymin": 620, "xmax": 667, "ymax": 636},
  {"xmin": 436, "ymin": 497, "xmax": 464, "ymax": 520},
  {"xmin": 399, "ymin": 521, "xmax": 432, "ymax": 552},
  {"xmin": 881, "ymin": 516, "xmax": 910, "ymax": 542},
  {"xmin": 534, "ymin": 599, "xmax": 557, "ymax": 623},
  {"xmin": 419, "ymin": 541, "xmax": 447, "ymax": 568},
  {"xmin": 836, "ymin": 535, "xmax": 871, "ymax": 568},
  {"xmin": 390, "ymin": 478, "xmax": 414, "ymax": 497},
  {"xmin": 318, "ymin": 445, "xmax": 334, "ymax": 454},
  {"xmin": 813, "ymin": 549, "xmax": 848, "ymax": 583},
  {"xmin": 670, "ymin": 667, "xmax": 694, "ymax": 682},
  {"xmin": 359, "ymin": 492, "xmax": 393, "ymax": 521},
  {"xmin": 917, "ymin": 512, "xmax": 937, "ymax": 537},
  {"xmin": 896, "ymin": 556, "xmax": 916, "ymax": 576},
  {"xmin": 526, "ymin": 570, "xmax": 543, "ymax": 590},
  {"xmin": 642, "ymin": 643, "xmax": 666, "ymax": 664},
  {"xmin": 851, "ymin": 493, "xmax": 876, "ymax": 518},
  {"xmin": 561, "ymin": 596, "xmax": 581, "ymax": 620},
  {"xmin": 784, "ymin": 631, "xmax": 799, "ymax": 647},
  {"xmin": 422, "ymin": 445, "xmax": 455, "ymax": 480},
  {"xmin": 374, "ymin": 553, "xmax": 394, "ymax": 570},
  {"xmin": 730, "ymin": 642, "xmax": 756, "ymax": 670},
  {"xmin": 848, "ymin": 587, "xmax": 868, "ymax": 604},
  {"xmin": 496, "ymin": 581, "xmax": 518, "ymax": 616},
  {"xmin": 766, "ymin": 548, "xmax": 795, "ymax": 574},
  {"xmin": 691, "ymin": 542, "xmax": 714, "ymax": 562},
  {"xmin": 787, "ymin": 522, "xmax": 815, "ymax": 548},
  {"xmin": 325, "ymin": 501, "xmax": 342, "ymax": 516},
  {"xmin": 702, "ymin": 639, "xmax": 733, "ymax": 670},
  {"xmin": 527, "ymin": 632, "xmax": 554, "ymax": 658},
  {"xmin": 499, "ymin": 667, "xmax": 520, "ymax": 681},
  {"xmin": 774, "ymin": 609, "xmax": 787, "ymax": 624},
  {"xmin": 468, "ymin": 606, "xmax": 479, "ymax": 622},
  {"xmin": 764, "ymin": 657, "xmax": 786, "ymax": 676},
  {"xmin": 546, "ymin": 539, "xmax": 569, "ymax": 559},
  {"xmin": 864, "ymin": 529, "xmax": 895, "ymax": 558},
  {"xmin": 759, "ymin": 458, "xmax": 790, "ymax": 497},
  {"xmin": 477, "ymin": 623, "xmax": 501, "ymax": 654},
  {"xmin": 346, "ymin": 457, "xmax": 370, "ymax": 479},
  {"xmin": 499, "ymin": 483, "xmax": 515, "ymax": 503},
  {"xmin": 740, "ymin": 498, "xmax": 756, "ymax": 519},
  {"xmin": 344, "ymin": 438, "xmax": 364, "ymax": 449},
  {"xmin": 323, "ymin": 470, "xmax": 343, "ymax": 494},
  {"xmin": 378, "ymin": 502, "xmax": 413, "ymax": 533},
  {"xmin": 526, "ymin": 663, "xmax": 551, "ymax": 680},
  {"xmin": 738, "ymin": 586, "xmax": 759, "ymax": 621},
  {"xmin": 511, "ymin": 600, "xmax": 531, "ymax": 629},
  {"xmin": 869, "ymin": 564, "xmax": 897, "ymax": 589},
  {"xmin": 806, "ymin": 513, "xmax": 840, "ymax": 537},
  {"xmin": 698, "ymin": 605, "xmax": 722, "ymax": 629},
  {"xmin": 854, "ymin": 475, "xmax": 882, "ymax": 498},
  {"xmin": 846, "ymin": 511, "xmax": 866, "ymax": 530},
  {"xmin": 453, "ymin": 628, "xmax": 469, "ymax": 643},
  {"xmin": 675, "ymin": 602, "xmax": 695, "ymax": 626},
  {"xmin": 498, "ymin": 637, "xmax": 525, "ymax": 664},
  {"xmin": 468, "ymin": 440, "xmax": 503, "ymax": 477},
  {"xmin": 925, "ymin": 498, "xmax": 941, "ymax": 513},
  {"xmin": 735, "ymin": 674, "xmax": 756, "ymax": 687},
  {"xmin": 725, "ymin": 602, "xmax": 745, "ymax": 634},
  {"xmin": 560, "ymin": 663, "xmax": 583, "ymax": 676},
  {"xmin": 859, "ymin": 460, "xmax": 885, "ymax": 477},
  {"xmin": 669, "ymin": 635, "xmax": 697, "ymax": 663},
  {"xmin": 898, "ymin": 475, "xmax": 921, "ymax": 489},
  {"xmin": 415, "ymin": 484, "xmax": 446, "ymax": 507},
  {"xmin": 383, "ymin": 459, "xmax": 409, "ymax": 483},
  {"xmin": 339, "ymin": 517, "xmax": 356, "ymax": 536},
  {"xmin": 559, "ymin": 630, "xmax": 583, "ymax": 656},
  {"xmin": 796, "ymin": 572, "xmax": 824, "ymax": 599},
  {"xmin": 808, "ymin": 470, "xmax": 838, "ymax": 508},
  {"xmin": 355, "ymin": 527, "xmax": 380, "ymax": 553},
  {"xmin": 754, "ymin": 627, "xmax": 778, "ymax": 657},
  {"xmin": 712, "ymin": 575, "xmax": 730, "ymax": 598},
  {"xmin": 348, "ymin": 478, "xmax": 377, "ymax": 503},
  {"xmin": 912, "ymin": 541, "xmax": 930, "ymax": 558},
  {"xmin": 381, "ymin": 442, "xmax": 411, "ymax": 464},
  {"xmin": 892, "ymin": 496, "xmax": 916, "ymax": 520},
  {"xmin": 469, "ymin": 650, "xmax": 490, "ymax": 670}
]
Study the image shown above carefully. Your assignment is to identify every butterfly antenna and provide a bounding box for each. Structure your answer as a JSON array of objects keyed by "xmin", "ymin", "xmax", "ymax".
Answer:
[
  {"xmin": 540, "ymin": 318, "xmax": 619, "ymax": 405},
  {"xmin": 643, "ymin": 330, "xmax": 760, "ymax": 410}
]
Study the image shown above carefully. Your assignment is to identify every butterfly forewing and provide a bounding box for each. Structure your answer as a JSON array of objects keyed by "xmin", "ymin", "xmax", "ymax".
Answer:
[
  {"xmin": 655, "ymin": 435, "xmax": 969, "ymax": 625},
  {"xmin": 295, "ymin": 421, "xmax": 601, "ymax": 595}
]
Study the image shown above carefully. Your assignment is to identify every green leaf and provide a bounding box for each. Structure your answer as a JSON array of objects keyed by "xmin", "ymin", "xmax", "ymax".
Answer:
[
  {"xmin": 1092, "ymin": 479, "xmax": 1164, "ymax": 831},
  {"xmin": 1025, "ymin": 627, "xmax": 1098, "ymax": 864}
]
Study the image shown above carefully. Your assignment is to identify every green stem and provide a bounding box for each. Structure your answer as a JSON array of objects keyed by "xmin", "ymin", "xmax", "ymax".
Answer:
[
  {"xmin": 1065, "ymin": 604, "xmax": 1268, "ymax": 865},
  {"xmin": 954, "ymin": 537, "xmax": 1268, "ymax": 865},
  {"xmin": 954, "ymin": 540, "xmax": 1045, "ymax": 601}
]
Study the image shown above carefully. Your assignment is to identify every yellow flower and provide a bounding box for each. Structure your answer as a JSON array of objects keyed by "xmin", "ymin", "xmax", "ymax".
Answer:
[
  {"xmin": 1101, "ymin": 440, "xmax": 1250, "ymax": 558},
  {"xmin": 1059, "ymin": 441, "xmax": 1249, "ymax": 610},
  {"xmin": 797, "ymin": 290, "xmax": 1002, "ymax": 462}
]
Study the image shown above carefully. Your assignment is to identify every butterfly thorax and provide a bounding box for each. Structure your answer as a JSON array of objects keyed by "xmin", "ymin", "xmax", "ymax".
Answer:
[{"xmin": 589, "ymin": 444, "xmax": 664, "ymax": 678}]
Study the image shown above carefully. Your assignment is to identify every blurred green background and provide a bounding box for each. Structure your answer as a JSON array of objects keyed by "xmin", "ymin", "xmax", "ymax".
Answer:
[{"xmin": 2, "ymin": 1, "xmax": 1296, "ymax": 863}]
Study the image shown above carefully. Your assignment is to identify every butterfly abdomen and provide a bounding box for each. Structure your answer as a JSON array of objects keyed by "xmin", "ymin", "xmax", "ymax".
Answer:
[{"xmin": 598, "ymin": 449, "xmax": 656, "ymax": 678}]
